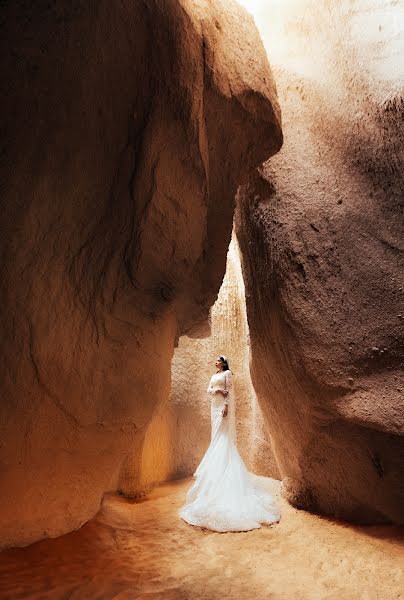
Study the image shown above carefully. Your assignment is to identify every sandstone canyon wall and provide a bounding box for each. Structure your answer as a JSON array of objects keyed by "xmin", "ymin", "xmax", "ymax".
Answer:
[
  {"xmin": 0, "ymin": 0, "xmax": 282, "ymax": 548},
  {"xmin": 236, "ymin": 0, "xmax": 404, "ymax": 523}
]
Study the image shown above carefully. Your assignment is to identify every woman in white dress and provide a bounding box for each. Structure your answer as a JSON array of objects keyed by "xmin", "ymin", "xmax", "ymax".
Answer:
[{"xmin": 179, "ymin": 355, "xmax": 280, "ymax": 532}]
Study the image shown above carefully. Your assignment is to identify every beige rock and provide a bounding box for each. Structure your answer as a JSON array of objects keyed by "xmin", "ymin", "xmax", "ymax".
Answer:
[
  {"xmin": 236, "ymin": 0, "xmax": 404, "ymax": 523},
  {"xmin": 0, "ymin": 0, "xmax": 281, "ymax": 548}
]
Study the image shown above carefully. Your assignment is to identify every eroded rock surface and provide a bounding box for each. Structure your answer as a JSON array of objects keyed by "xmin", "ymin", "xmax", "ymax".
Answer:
[
  {"xmin": 236, "ymin": 0, "xmax": 404, "ymax": 523},
  {"xmin": 0, "ymin": 0, "xmax": 281, "ymax": 548}
]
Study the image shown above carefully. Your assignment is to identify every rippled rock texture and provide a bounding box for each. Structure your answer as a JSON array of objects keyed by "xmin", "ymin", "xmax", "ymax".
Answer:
[
  {"xmin": 0, "ymin": 0, "xmax": 282, "ymax": 548},
  {"xmin": 236, "ymin": 0, "xmax": 404, "ymax": 523}
]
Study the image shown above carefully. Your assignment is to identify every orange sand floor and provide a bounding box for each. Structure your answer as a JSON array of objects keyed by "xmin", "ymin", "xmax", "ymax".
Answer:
[{"xmin": 1, "ymin": 478, "xmax": 403, "ymax": 600}]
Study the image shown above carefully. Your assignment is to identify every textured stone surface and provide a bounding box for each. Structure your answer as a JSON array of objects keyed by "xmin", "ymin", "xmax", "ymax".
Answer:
[
  {"xmin": 236, "ymin": 0, "xmax": 404, "ymax": 523},
  {"xmin": 0, "ymin": 0, "xmax": 281, "ymax": 548}
]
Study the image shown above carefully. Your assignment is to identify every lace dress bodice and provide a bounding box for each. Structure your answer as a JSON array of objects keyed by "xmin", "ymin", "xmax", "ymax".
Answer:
[
  {"xmin": 207, "ymin": 370, "xmax": 232, "ymax": 397},
  {"xmin": 207, "ymin": 370, "xmax": 235, "ymax": 441}
]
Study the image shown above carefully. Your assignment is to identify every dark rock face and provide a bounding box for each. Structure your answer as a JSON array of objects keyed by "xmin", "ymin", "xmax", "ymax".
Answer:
[
  {"xmin": 0, "ymin": 0, "xmax": 282, "ymax": 548},
  {"xmin": 236, "ymin": 1, "xmax": 404, "ymax": 524}
]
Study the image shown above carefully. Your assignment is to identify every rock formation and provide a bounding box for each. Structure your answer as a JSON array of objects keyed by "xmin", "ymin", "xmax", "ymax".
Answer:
[
  {"xmin": 236, "ymin": 0, "xmax": 404, "ymax": 523},
  {"xmin": 0, "ymin": 0, "xmax": 282, "ymax": 548}
]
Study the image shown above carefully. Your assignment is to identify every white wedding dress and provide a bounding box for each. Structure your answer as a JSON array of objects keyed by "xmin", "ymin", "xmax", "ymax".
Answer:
[{"xmin": 179, "ymin": 369, "xmax": 280, "ymax": 532}]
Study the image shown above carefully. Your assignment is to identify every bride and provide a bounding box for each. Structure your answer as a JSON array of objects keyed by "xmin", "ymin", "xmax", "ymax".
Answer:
[{"xmin": 179, "ymin": 355, "xmax": 280, "ymax": 532}]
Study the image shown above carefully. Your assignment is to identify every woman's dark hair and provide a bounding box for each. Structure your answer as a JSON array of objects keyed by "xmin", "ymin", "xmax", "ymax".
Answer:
[{"xmin": 219, "ymin": 355, "xmax": 230, "ymax": 371}]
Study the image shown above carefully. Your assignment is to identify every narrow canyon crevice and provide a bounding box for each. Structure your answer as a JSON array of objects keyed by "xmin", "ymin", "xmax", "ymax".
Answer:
[{"xmin": 125, "ymin": 234, "xmax": 280, "ymax": 499}]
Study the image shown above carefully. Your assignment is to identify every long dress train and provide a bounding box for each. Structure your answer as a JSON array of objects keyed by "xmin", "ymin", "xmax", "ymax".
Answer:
[{"xmin": 179, "ymin": 369, "xmax": 280, "ymax": 532}]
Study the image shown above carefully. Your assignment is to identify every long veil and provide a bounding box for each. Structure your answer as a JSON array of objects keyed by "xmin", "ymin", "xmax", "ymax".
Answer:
[{"xmin": 179, "ymin": 370, "xmax": 280, "ymax": 532}]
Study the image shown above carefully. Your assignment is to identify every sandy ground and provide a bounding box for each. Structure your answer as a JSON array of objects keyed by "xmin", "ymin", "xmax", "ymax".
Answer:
[{"xmin": 0, "ymin": 478, "xmax": 403, "ymax": 600}]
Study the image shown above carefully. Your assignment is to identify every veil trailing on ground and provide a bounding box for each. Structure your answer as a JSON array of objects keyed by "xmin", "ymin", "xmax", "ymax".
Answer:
[{"xmin": 179, "ymin": 367, "xmax": 280, "ymax": 532}]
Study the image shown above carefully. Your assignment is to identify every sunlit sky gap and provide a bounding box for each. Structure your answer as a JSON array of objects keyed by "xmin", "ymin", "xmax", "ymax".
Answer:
[{"xmin": 237, "ymin": 0, "xmax": 404, "ymax": 95}]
